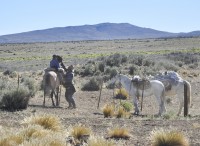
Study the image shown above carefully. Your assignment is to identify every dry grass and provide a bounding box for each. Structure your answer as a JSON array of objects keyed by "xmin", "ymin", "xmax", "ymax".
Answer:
[
  {"xmin": 102, "ymin": 103, "xmax": 115, "ymax": 118},
  {"xmin": 21, "ymin": 114, "xmax": 63, "ymax": 132},
  {"xmin": 150, "ymin": 128, "xmax": 189, "ymax": 146},
  {"xmin": 115, "ymin": 106, "xmax": 131, "ymax": 118},
  {"xmin": 87, "ymin": 135, "xmax": 116, "ymax": 146},
  {"xmin": 0, "ymin": 115, "xmax": 67, "ymax": 146},
  {"xmin": 107, "ymin": 127, "xmax": 131, "ymax": 140},
  {"xmin": 69, "ymin": 123, "xmax": 92, "ymax": 143},
  {"xmin": 114, "ymin": 88, "xmax": 129, "ymax": 100}
]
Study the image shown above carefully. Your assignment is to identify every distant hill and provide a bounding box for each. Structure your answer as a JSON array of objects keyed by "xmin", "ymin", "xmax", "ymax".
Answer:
[{"xmin": 0, "ymin": 23, "xmax": 200, "ymax": 43}]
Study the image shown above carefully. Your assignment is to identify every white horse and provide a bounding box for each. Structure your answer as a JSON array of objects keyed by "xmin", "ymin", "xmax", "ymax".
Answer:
[
  {"xmin": 152, "ymin": 71, "xmax": 191, "ymax": 116},
  {"xmin": 43, "ymin": 69, "xmax": 64, "ymax": 106},
  {"xmin": 109, "ymin": 74, "xmax": 166, "ymax": 116}
]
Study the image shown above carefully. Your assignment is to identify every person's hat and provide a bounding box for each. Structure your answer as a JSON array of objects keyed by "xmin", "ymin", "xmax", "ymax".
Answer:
[{"xmin": 68, "ymin": 65, "xmax": 74, "ymax": 70}]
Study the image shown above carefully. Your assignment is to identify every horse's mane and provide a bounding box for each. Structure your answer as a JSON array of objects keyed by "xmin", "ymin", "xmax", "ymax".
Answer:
[{"xmin": 56, "ymin": 55, "xmax": 63, "ymax": 63}]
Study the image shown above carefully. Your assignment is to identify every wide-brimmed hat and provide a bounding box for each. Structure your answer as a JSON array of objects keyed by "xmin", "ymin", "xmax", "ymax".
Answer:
[
  {"xmin": 52, "ymin": 54, "xmax": 57, "ymax": 58},
  {"xmin": 68, "ymin": 65, "xmax": 74, "ymax": 70}
]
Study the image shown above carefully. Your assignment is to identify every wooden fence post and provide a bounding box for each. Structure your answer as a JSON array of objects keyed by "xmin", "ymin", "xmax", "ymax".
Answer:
[
  {"xmin": 184, "ymin": 83, "xmax": 188, "ymax": 117},
  {"xmin": 97, "ymin": 80, "xmax": 103, "ymax": 109}
]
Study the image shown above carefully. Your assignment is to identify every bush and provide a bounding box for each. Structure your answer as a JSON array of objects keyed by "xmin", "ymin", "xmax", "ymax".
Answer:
[
  {"xmin": 81, "ymin": 64, "xmax": 95, "ymax": 76},
  {"xmin": 120, "ymin": 101, "xmax": 133, "ymax": 112},
  {"xmin": 98, "ymin": 62, "xmax": 105, "ymax": 72},
  {"xmin": 3, "ymin": 70, "xmax": 18, "ymax": 78},
  {"xmin": 81, "ymin": 78, "xmax": 100, "ymax": 91},
  {"xmin": 1, "ymin": 87, "xmax": 30, "ymax": 111},
  {"xmin": 21, "ymin": 77, "xmax": 38, "ymax": 97},
  {"xmin": 106, "ymin": 53, "xmax": 122, "ymax": 67}
]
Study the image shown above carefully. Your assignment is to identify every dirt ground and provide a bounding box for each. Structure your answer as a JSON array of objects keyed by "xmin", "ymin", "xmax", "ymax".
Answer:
[
  {"xmin": 0, "ymin": 71, "xmax": 200, "ymax": 146},
  {"xmin": 0, "ymin": 38, "xmax": 200, "ymax": 145}
]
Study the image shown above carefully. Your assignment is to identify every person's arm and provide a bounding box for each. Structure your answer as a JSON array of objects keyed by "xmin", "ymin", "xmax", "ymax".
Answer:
[{"xmin": 60, "ymin": 62, "xmax": 68, "ymax": 72}]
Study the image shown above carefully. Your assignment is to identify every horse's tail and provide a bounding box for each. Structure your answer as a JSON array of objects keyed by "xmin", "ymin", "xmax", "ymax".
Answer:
[
  {"xmin": 43, "ymin": 73, "xmax": 51, "ymax": 95},
  {"xmin": 45, "ymin": 73, "xmax": 51, "ymax": 86},
  {"xmin": 183, "ymin": 80, "xmax": 191, "ymax": 107}
]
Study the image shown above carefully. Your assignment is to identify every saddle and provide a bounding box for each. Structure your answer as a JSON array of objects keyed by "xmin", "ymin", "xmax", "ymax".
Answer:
[
  {"xmin": 154, "ymin": 71, "xmax": 181, "ymax": 91},
  {"xmin": 131, "ymin": 78, "xmax": 151, "ymax": 90}
]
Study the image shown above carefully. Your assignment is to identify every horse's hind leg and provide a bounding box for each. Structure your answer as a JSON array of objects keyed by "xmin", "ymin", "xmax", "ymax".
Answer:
[
  {"xmin": 55, "ymin": 87, "xmax": 60, "ymax": 106},
  {"xmin": 51, "ymin": 91, "xmax": 55, "ymax": 106},
  {"xmin": 43, "ymin": 91, "xmax": 46, "ymax": 106},
  {"xmin": 177, "ymin": 94, "xmax": 184, "ymax": 116}
]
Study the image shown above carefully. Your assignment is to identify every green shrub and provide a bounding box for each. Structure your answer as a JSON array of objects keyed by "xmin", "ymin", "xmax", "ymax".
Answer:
[
  {"xmin": 21, "ymin": 77, "xmax": 38, "ymax": 97},
  {"xmin": 98, "ymin": 62, "xmax": 105, "ymax": 72},
  {"xmin": 120, "ymin": 101, "xmax": 133, "ymax": 112},
  {"xmin": 81, "ymin": 78, "xmax": 100, "ymax": 91},
  {"xmin": 1, "ymin": 87, "xmax": 30, "ymax": 111},
  {"xmin": 106, "ymin": 53, "xmax": 122, "ymax": 67},
  {"xmin": 81, "ymin": 64, "xmax": 95, "ymax": 76}
]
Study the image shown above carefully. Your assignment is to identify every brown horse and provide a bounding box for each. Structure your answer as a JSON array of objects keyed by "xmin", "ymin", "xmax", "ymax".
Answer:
[{"xmin": 43, "ymin": 69, "xmax": 64, "ymax": 106}]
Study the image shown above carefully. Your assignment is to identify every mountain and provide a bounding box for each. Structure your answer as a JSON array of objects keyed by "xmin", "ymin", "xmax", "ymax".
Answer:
[{"xmin": 0, "ymin": 23, "xmax": 199, "ymax": 43}]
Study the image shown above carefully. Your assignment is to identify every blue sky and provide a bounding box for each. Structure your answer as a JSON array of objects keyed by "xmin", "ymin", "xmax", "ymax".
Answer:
[{"xmin": 0, "ymin": 0, "xmax": 200, "ymax": 36}]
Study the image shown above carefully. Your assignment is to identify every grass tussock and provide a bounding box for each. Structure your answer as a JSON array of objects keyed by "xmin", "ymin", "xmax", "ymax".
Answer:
[
  {"xmin": 69, "ymin": 124, "xmax": 92, "ymax": 142},
  {"xmin": 108, "ymin": 127, "xmax": 131, "ymax": 140},
  {"xmin": 114, "ymin": 88, "xmax": 129, "ymax": 100},
  {"xmin": 20, "ymin": 132, "xmax": 66, "ymax": 146},
  {"xmin": 150, "ymin": 128, "xmax": 189, "ymax": 146},
  {"xmin": 102, "ymin": 104, "xmax": 115, "ymax": 118},
  {"xmin": 88, "ymin": 135, "xmax": 116, "ymax": 146},
  {"xmin": 21, "ymin": 114, "xmax": 63, "ymax": 132},
  {"xmin": 0, "ymin": 134, "xmax": 24, "ymax": 146},
  {"xmin": 115, "ymin": 106, "xmax": 131, "ymax": 118}
]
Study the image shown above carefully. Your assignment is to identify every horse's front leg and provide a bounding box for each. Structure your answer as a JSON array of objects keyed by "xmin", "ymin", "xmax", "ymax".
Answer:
[{"xmin": 133, "ymin": 96, "xmax": 139, "ymax": 115}]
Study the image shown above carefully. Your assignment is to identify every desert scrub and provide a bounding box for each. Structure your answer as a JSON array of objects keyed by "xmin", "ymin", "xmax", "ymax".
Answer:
[
  {"xmin": 150, "ymin": 128, "xmax": 189, "ymax": 146},
  {"xmin": 1, "ymin": 87, "xmax": 30, "ymax": 111},
  {"xmin": 81, "ymin": 77, "xmax": 100, "ymax": 91},
  {"xmin": 21, "ymin": 77, "xmax": 38, "ymax": 97}
]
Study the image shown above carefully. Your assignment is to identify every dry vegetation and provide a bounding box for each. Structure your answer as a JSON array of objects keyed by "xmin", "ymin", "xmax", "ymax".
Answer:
[{"xmin": 0, "ymin": 37, "xmax": 200, "ymax": 145}]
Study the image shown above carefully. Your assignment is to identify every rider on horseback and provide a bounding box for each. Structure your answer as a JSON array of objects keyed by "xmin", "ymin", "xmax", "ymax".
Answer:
[{"xmin": 50, "ymin": 55, "xmax": 61, "ymax": 71}]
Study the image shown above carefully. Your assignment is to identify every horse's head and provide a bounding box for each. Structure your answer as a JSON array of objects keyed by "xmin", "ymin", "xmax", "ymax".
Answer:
[{"xmin": 110, "ymin": 74, "xmax": 121, "ymax": 83}]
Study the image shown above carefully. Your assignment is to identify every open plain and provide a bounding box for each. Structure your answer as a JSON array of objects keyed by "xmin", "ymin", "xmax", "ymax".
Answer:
[{"xmin": 0, "ymin": 37, "xmax": 200, "ymax": 145}]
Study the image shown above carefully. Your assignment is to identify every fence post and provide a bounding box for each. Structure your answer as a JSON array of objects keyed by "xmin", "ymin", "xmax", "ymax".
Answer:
[{"xmin": 184, "ymin": 83, "xmax": 188, "ymax": 117}]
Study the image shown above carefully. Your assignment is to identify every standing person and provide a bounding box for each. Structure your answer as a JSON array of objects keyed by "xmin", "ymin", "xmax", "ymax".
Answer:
[
  {"xmin": 50, "ymin": 55, "xmax": 60, "ymax": 71},
  {"xmin": 61, "ymin": 62, "xmax": 76, "ymax": 109}
]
